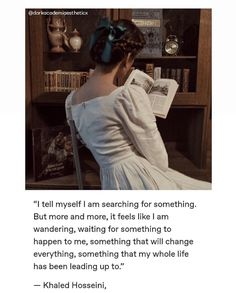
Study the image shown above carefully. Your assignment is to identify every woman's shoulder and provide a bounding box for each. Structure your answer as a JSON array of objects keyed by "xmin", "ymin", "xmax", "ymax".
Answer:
[
  {"xmin": 66, "ymin": 84, "xmax": 147, "ymax": 110},
  {"xmin": 115, "ymin": 84, "xmax": 150, "ymax": 106},
  {"xmin": 114, "ymin": 84, "xmax": 154, "ymax": 120}
]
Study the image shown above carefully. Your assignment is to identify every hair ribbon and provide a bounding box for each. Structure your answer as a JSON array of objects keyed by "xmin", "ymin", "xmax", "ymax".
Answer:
[{"xmin": 89, "ymin": 18, "xmax": 127, "ymax": 63}]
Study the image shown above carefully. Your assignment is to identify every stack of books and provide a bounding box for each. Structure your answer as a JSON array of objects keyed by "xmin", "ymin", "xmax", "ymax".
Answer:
[
  {"xmin": 43, "ymin": 70, "xmax": 89, "ymax": 92},
  {"xmin": 144, "ymin": 64, "xmax": 191, "ymax": 92}
]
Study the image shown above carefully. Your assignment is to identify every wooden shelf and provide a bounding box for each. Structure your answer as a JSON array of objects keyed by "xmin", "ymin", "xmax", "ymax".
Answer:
[
  {"xmin": 45, "ymin": 53, "xmax": 197, "ymax": 59},
  {"xmin": 173, "ymin": 92, "xmax": 198, "ymax": 105},
  {"xmin": 137, "ymin": 56, "xmax": 197, "ymax": 60},
  {"xmin": 44, "ymin": 51, "xmax": 89, "ymax": 62},
  {"xmin": 44, "ymin": 51, "xmax": 81, "ymax": 55},
  {"xmin": 33, "ymin": 92, "xmax": 69, "ymax": 106},
  {"xmin": 33, "ymin": 91, "xmax": 198, "ymax": 106}
]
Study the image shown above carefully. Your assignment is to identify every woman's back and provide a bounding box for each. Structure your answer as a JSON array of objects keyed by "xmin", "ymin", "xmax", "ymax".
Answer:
[
  {"xmin": 66, "ymin": 84, "xmax": 211, "ymax": 190},
  {"xmin": 71, "ymin": 76, "xmax": 118, "ymax": 106},
  {"xmin": 69, "ymin": 86, "xmax": 135, "ymax": 166},
  {"xmin": 67, "ymin": 85, "xmax": 172, "ymax": 189}
]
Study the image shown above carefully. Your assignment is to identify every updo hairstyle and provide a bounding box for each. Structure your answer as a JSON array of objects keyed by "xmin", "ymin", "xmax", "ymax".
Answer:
[{"xmin": 89, "ymin": 18, "xmax": 146, "ymax": 67}]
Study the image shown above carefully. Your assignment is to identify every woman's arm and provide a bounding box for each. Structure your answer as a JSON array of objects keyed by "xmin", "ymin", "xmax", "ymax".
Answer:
[{"xmin": 115, "ymin": 85, "xmax": 168, "ymax": 171}]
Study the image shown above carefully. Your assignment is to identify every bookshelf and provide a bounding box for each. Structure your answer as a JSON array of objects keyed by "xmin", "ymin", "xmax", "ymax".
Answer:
[{"xmin": 26, "ymin": 9, "xmax": 211, "ymax": 189}]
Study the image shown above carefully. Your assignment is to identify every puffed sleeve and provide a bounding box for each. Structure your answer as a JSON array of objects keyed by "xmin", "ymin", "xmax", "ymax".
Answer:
[{"xmin": 114, "ymin": 84, "xmax": 168, "ymax": 172}]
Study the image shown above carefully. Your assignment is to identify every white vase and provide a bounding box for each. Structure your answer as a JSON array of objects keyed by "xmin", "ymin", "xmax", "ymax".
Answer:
[{"xmin": 69, "ymin": 29, "xmax": 83, "ymax": 52}]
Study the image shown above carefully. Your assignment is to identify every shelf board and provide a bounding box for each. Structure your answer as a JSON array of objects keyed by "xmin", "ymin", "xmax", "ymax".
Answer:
[
  {"xmin": 44, "ymin": 51, "xmax": 82, "ymax": 55},
  {"xmin": 33, "ymin": 91, "xmax": 198, "ymax": 106},
  {"xmin": 136, "ymin": 56, "xmax": 197, "ymax": 60},
  {"xmin": 45, "ymin": 53, "xmax": 197, "ymax": 59},
  {"xmin": 161, "ymin": 56, "xmax": 197, "ymax": 59},
  {"xmin": 173, "ymin": 92, "xmax": 198, "ymax": 105},
  {"xmin": 176, "ymin": 92, "xmax": 196, "ymax": 98},
  {"xmin": 33, "ymin": 92, "xmax": 69, "ymax": 106}
]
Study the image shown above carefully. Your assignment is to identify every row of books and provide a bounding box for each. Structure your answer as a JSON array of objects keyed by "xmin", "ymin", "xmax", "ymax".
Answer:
[
  {"xmin": 43, "ymin": 66, "xmax": 191, "ymax": 93},
  {"xmin": 43, "ymin": 70, "xmax": 89, "ymax": 92},
  {"xmin": 145, "ymin": 64, "xmax": 191, "ymax": 92}
]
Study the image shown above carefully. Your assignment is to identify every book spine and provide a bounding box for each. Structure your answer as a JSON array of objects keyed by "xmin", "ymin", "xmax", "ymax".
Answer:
[
  {"xmin": 58, "ymin": 71, "xmax": 62, "ymax": 92},
  {"xmin": 154, "ymin": 67, "xmax": 161, "ymax": 80},
  {"xmin": 65, "ymin": 72, "xmax": 69, "ymax": 92},
  {"xmin": 70, "ymin": 72, "xmax": 74, "ymax": 89},
  {"xmin": 145, "ymin": 63, "xmax": 154, "ymax": 79},
  {"xmin": 170, "ymin": 68, "xmax": 176, "ymax": 81},
  {"xmin": 55, "ymin": 71, "xmax": 59, "ymax": 92},
  {"xmin": 48, "ymin": 71, "xmax": 53, "ymax": 92},
  {"xmin": 44, "ymin": 70, "xmax": 89, "ymax": 92},
  {"xmin": 182, "ymin": 68, "xmax": 190, "ymax": 92},
  {"xmin": 53, "ymin": 72, "xmax": 57, "ymax": 92},
  {"xmin": 165, "ymin": 68, "xmax": 170, "ymax": 79},
  {"xmin": 161, "ymin": 68, "xmax": 166, "ymax": 78},
  {"xmin": 76, "ymin": 72, "xmax": 80, "ymax": 89},
  {"xmin": 71, "ymin": 72, "xmax": 75, "ymax": 91},
  {"xmin": 61, "ymin": 72, "xmax": 65, "ymax": 92},
  {"xmin": 176, "ymin": 68, "xmax": 182, "ymax": 92},
  {"xmin": 68, "ymin": 72, "xmax": 72, "ymax": 91}
]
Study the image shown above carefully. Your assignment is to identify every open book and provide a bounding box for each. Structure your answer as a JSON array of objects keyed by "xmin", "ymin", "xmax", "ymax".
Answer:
[{"xmin": 124, "ymin": 69, "xmax": 178, "ymax": 118}]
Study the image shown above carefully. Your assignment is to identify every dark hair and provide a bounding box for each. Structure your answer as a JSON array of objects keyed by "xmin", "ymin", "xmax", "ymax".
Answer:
[{"xmin": 89, "ymin": 19, "xmax": 146, "ymax": 67}]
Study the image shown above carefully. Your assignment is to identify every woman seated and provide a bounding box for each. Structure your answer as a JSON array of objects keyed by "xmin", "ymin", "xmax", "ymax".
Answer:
[{"xmin": 66, "ymin": 18, "xmax": 211, "ymax": 190}]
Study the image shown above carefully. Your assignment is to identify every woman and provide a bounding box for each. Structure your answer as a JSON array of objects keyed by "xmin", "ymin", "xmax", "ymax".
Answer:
[{"xmin": 66, "ymin": 18, "xmax": 211, "ymax": 190}]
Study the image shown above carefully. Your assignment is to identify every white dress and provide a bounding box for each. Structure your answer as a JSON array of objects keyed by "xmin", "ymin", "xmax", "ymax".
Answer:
[{"xmin": 66, "ymin": 84, "xmax": 211, "ymax": 190}]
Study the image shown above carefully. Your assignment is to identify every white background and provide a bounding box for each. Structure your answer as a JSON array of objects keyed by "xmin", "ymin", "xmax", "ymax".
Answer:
[{"xmin": 0, "ymin": 1, "xmax": 235, "ymax": 292}]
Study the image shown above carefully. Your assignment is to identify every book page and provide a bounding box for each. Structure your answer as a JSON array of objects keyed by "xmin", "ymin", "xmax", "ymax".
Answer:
[
  {"xmin": 150, "ymin": 79, "xmax": 178, "ymax": 118},
  {"xmin": 125, "ymin": 69, "xmax": 154, "ymax": 94}
]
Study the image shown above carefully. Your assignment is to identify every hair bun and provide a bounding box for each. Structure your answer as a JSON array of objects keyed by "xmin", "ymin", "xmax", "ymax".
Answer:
[{"xmin": 90, "ymin": 19, "xmax": 145, "ymax": 65}]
